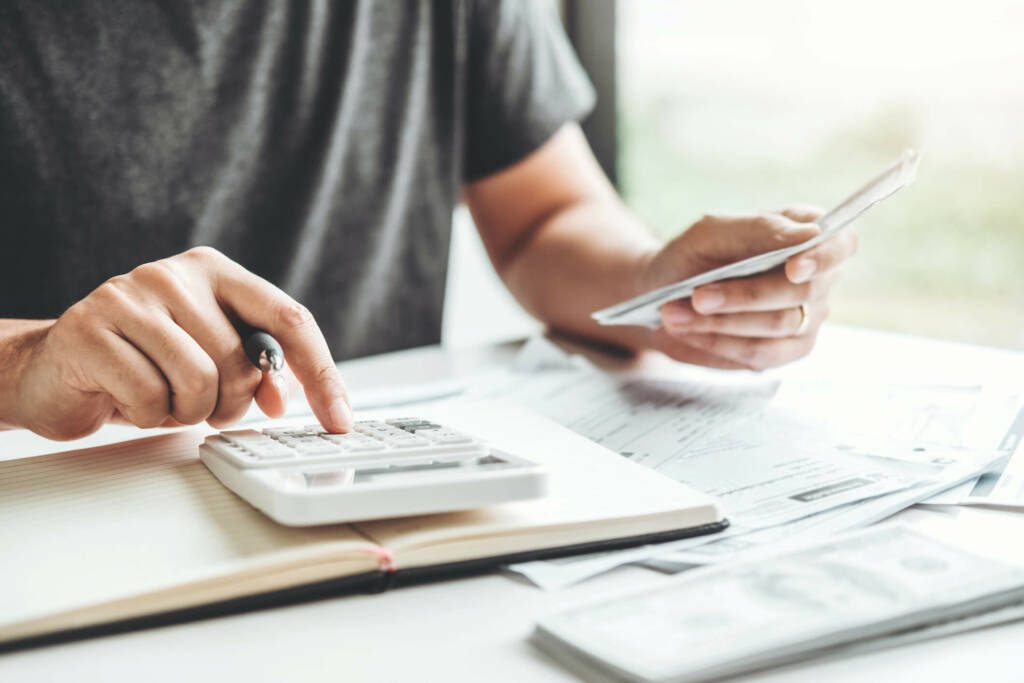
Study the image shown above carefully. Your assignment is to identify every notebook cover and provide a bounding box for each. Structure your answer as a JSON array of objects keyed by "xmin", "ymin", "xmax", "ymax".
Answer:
[{"xmin": 0, "ymin": 519, "xmax": 728, "ymax": 653}]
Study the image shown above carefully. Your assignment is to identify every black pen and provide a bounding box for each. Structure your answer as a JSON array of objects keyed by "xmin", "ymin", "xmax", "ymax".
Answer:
[{"xmin": 243, "ymin": 329, "xmax": 284, "ymax": 374}]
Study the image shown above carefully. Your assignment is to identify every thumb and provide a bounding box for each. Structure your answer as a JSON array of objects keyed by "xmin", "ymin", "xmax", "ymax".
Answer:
[
  {"xmin": 684, "ymin": 213, "xmax": 820, "ymax": 265},
  {"xmin": 254, "ymin": 370, "xmax": 289, "ymax": 419}
]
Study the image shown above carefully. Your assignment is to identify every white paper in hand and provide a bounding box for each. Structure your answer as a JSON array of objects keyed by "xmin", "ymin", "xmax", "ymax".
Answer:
[{"xmin": 592, "ymin": 150, "xmax": 920, "ymax": 328}]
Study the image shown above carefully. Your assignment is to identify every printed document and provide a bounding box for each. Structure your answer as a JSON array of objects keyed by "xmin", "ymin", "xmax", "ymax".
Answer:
[
  {"xmin": 511, "ymin": 452, "xmax": 989, "ymax": 590},
  {"xmin": 481, "ymin": 369, "xmax": 939, "ymax": 529},
  {"xmin": 479, "ymin": 353, "xmax": 1019, "ymax": 588},
  {"xmin": 929, "ymin": 406, "xmax": 1024, "ymax": 507}
]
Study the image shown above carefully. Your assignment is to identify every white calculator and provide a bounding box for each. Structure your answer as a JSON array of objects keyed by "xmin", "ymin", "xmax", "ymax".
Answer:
[{"xmin": 199, "ymin": 418, "xmax": 548, "ymax": 526}]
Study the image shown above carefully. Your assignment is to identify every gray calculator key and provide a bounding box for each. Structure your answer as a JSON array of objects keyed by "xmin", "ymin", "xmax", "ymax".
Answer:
[{"xmin": 387, "ymin": 419, "xmax": 441, "ymax": 433}]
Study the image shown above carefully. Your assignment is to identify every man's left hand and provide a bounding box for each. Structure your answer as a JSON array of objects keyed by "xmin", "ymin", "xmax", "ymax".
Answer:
[{"xmin": 639, "ymin": 206, "xmax": 858, "ymax": 370}]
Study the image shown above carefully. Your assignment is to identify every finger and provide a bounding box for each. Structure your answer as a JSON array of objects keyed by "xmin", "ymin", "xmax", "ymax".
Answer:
[
  {"xmin": 130, "ymin": 260, "xmax": 263, "ymax": 428},
  {"xmin": 85, "ymin": 331, "xmax": 172, "ymax": 428},
  {"xmin": 114, "ymin": 307, "xmax": 219, "ymax": 425},
  {"xmin": 692, "ymin": 269, "xmax": 839, "ymax": 314},
  {"xmin": 683, "ymin": 212, "xmax": 821, "ymax": 266},
  {"xmin": 651, "ymin": 328, "xmax": 751, "ymax": 370},
  {"xmin": 779, "ymin": 205, "xmax": 825, "ymax": 224},
  {"xmin": 662, "ymin": 299, "xmax": 809, "ymax": 339},
  {"xmin": 172, "ymin": 306, "xmax": 261, "ymax": 428},
  {"xmin": 785, "ymin": 228, "xmax": 859, "ymax": 284},
  {"xmin": 255, "ymin": 371, "xmax": 289, "ymax": 419},
  {"xmin": 197, "ymin": 249, "xmax": 351, "ymax": 432},
  {"xmin": 681, "ymin": 332, "xmax": 818, "ymax": 371}
]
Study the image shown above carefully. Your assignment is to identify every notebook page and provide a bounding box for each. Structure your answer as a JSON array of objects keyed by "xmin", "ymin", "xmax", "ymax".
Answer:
[
  {"xmin": 0, "ymin": 431, "xmax": 377, "ymax": 639},
  {"xmin": 353, "ymin": 401, "xmax": 722, "ymax": 567}
]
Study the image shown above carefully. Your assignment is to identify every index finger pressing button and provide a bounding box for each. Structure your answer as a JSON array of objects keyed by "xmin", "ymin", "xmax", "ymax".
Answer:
[{"xmin": 210, "ymin": 263, "xmax": 352, "ymax": 433}]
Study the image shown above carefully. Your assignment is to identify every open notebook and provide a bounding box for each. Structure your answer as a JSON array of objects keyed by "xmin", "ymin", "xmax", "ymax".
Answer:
[{"xmin": 0, "ymin": 401, "xmax": 724, "ymax": 649}]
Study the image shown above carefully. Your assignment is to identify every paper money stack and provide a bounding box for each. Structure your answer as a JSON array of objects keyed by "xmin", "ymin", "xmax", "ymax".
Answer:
[{"xmin": 534, "ymin": 526, "xmax": 1024, "ymax": 683}]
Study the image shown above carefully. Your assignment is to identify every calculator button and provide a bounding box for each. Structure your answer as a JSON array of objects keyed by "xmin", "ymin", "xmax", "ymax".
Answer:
[
  {"xmin": 387, "ymin": 419, "xmax": 441, "ymax": 433},
  {"xmin": 222, "ymin": 430, "xmax": 282, "ymax": 448},
  {"xmin": 242, "ymin": 442, "xmax": 296, "ymax": 460},
  {"xmin": 323, "ymin": 433, "xmax": 376, "ymax": 444},
  {"xmin": 343, "ymin": 441, "xmax": 388, "ymax": 452},
  {"xmin": 250, "ymin": 448, "xmax": 296, "ymax": 460},
  {"xmin": 321, "ymin": 433, "xmax": 387, "ymax": 451},
  {"xmin": 354, "ymin": 426, "xmax": 380, "ymax": 436},
  {"xmin": 386, "ymin": 436, "xmax": 429, "ymax": 448},
  {"xmin": 220, "ymin": 429, "xmax": 267, "ymax": 440},
  {"xmin": 418, "ymin": 429, "xmax": 473, "ymax": 445},
  {"xmin": 302, "ymin": 425, "xmax": 328, "ymax": 434},
  {"xmin": 264, "ymin": 428, "xmax": 301, "ymax": 438},
  {"xmin": 293, "ymin": 441, "xmax": 338, "ymax": 456},
  {"xmin": 279, "ymin": 436, "xmax": 318, "ymax": 446}
]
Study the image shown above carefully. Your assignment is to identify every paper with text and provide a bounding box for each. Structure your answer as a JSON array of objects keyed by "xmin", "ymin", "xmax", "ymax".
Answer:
[
  {"xmin": 485, "ymin": 363, "xmax": 1017, "ymax": 588},
  {"xmin": 479, "ymin": 369, "xmax": 930, "ymax": 529}
]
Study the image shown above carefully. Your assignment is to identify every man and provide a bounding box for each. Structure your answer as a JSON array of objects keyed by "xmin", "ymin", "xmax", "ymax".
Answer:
[{"xmin": 0, "ymin": 1, "xmax": 856, "ymax": 440}]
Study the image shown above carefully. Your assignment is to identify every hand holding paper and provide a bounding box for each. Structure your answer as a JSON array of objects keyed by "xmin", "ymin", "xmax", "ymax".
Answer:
[
  {"xmin": 644, "ymin": 207, "xmax": 842, "ymax": 370},
  {"xmin": 582, "ymin": 150, "xmax": 917, "ymax": 371}
]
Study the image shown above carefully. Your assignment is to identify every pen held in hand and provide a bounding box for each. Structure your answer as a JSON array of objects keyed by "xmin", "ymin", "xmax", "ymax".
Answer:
[
  {"xmin": 243, "ymin": 330, "xmax": 284, "ymax": 374},
  {"xmin": 243, "ymin": 329, "xmax": 290, "ymax": 419}
]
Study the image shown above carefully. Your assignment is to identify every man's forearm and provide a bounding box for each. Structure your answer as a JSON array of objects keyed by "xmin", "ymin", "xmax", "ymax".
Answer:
[
  {"xmin": 499, "ymin": 198, "xmax": 663, "ymax": 352},
  {"xmin": 0, "ymin": 319, "xmax": 51, "ymax": 430}
]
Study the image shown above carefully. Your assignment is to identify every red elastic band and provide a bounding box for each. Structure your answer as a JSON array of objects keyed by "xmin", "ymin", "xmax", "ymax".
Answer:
[{"xmin": 358, "ymin": 546, "xmax": 396, "ymax": 573}]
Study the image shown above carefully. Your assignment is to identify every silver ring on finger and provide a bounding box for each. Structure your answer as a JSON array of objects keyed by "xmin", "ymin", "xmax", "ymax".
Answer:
[{"xmin": 794, "ymin": 302, "xmax": 810, "ymax": 336}]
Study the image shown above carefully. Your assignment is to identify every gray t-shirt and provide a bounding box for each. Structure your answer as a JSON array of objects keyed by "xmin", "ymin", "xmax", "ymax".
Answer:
[{"xmin": 0, "ymin": 0, "xmax": 594, "ymax": 359}]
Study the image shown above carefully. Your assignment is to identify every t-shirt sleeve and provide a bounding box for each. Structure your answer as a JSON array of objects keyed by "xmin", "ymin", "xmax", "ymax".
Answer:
[{"xmin": 463, "ymin": 0, "xmax": 597, "ymax": 182}]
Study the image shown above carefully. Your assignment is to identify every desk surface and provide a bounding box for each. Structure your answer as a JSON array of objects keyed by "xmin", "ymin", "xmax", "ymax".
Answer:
[{"xmin": 3, "ymin": 325, "xmax": 1024, "ymax": 683}]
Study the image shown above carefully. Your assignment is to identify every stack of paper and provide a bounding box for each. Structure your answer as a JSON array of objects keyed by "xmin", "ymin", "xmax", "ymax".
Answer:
[
  {"xmin": 469, "ymin": 346, "xmax": 1021, "ymax": 589},
  {"xmin": 534, "ymin": 526, "xmax": 1024, "ymax": 683}
]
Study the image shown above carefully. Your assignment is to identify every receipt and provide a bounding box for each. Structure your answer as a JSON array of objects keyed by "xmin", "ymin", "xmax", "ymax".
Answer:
[{"xmin": 593, "ymin": 150, "xmax": 920, "ymax": 328}]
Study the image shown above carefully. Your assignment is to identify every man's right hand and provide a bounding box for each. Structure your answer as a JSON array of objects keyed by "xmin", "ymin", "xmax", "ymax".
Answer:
[{"xmin": 0, "ymin": 247, "xmax": 352, "ymax": 440}]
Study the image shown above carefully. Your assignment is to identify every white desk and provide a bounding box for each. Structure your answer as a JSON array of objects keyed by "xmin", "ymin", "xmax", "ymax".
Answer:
[{"xmin": 3, "ymin": 325, "xmax": 1024, "ymax": 682}]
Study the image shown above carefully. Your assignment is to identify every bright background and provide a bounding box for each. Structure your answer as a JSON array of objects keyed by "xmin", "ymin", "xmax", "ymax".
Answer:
[{"xmin": 617, "ymin": 0, "xmax": 1024, "ymax": 349}]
